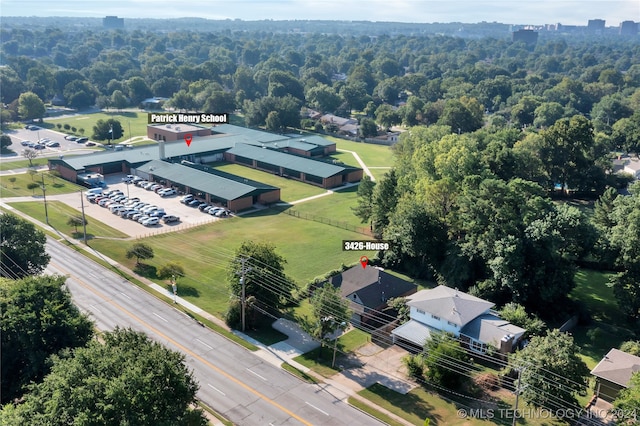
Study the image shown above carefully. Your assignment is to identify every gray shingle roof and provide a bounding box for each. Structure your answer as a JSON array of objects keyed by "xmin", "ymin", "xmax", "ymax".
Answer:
[
  {"xmin": 591, "ymin": 349, "xmax": 640, "ymax": 387},
  {"xmin": 460, "ymin": 314, "xmax": 526, "ymax": 348},
  {"xmin": 329, "ymin": 265, "xmax": 417, "ymax": 309},
  {"xmin": 407, "ymin": 286, "xmax": 494, "ymax": 327},
  {"xmin": 226, "ymin": 143, "xmax": 351, "ymax": 178}
]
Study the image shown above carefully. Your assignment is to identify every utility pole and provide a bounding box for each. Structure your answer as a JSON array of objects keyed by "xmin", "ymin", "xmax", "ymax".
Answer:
[
  {"xmin": 239, "ymin": 257, "xmax": 249, "ymax": 332},
  {"xmin": 79, "ymin": 191, "xmax": 87, "ymax": 244},
  {"xmin": 512, "ymin": 366, "xmax": 526, "ymax": 426},
  {"xmin": 172, "ymin": 274, "xmax": 177, "ymax": 304},
  {"xmin": 40, "ymin": 174, "xmax": 48, "ymax": 224}
]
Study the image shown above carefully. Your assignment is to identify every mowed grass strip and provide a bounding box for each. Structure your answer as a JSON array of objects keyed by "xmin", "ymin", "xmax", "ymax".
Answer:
[
  {"xmin": 88, "ymin": 209, "xmax": 377, "ymax": 318},
  {"xmin": 209, "ymin": 162, "xmax": 326, "ymax": 202},
  {"xmin": 8, "ymin": 201, "xmax": 129, "ymax": 239},
  {"xmin": 325, "ymin": 136, "xmax": 395, "ymax": 168},
  {"xmin": 1, "ymin": 171, "xmax": 85, "ymax": 197},
  {"xmin": 0, "ymin": 157, "xmax": 50, "ymax": 171}
]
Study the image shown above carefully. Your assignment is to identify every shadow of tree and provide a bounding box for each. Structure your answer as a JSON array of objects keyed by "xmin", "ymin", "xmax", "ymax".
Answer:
[
  {"xmin": 134, "ymin": 263, "xmax": 157, "ymax": 279},
  {"xmin": 364, "ymin": 382, "xmax": 443, "ymax": 425}
]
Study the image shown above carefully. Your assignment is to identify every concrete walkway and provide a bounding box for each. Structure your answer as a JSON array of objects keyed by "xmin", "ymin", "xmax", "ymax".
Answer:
[{"xmin": 337, "ymin": 148, "xmax": 375, "ymax": 181}]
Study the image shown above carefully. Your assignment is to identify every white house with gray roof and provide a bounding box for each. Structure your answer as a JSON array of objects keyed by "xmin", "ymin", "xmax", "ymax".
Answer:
[{"xmin": 391, "ymin": 285, "xmax": 526, "ymax": 354}]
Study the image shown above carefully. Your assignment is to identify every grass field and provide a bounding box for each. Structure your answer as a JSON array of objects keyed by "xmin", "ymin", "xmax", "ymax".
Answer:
[
  {"xmin": 209, "ymin": 162, "xmax": 326, "ymax": 202},
  {"xmin": 326, "ymin": 136, "xmax": 395, "ymax": 168},
  {"xmin": 45, "ymin": 111, "xmax": 149, "ymax": 142},
  {"xmin": 88, "ymin": 209, "xmax": 377, "ymax": 317},
  {"xmin": 8, "ymin": 201, "xmax": 129, "ymax": 239},
  {"xmin": 0, "ymin": 157, "xmax": 50, "ymax": 171},
  {"xmin": 1, "ymin": 170, "xmax": 84, "ymax": 197}
]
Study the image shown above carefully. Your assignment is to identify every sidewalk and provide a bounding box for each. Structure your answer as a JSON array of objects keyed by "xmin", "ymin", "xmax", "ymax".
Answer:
[{"xmin": 0, "ymin": 202, "xmax": 416, "ymax": 425}]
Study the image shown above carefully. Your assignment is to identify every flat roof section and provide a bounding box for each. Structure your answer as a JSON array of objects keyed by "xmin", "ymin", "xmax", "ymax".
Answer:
[
  {"xmin": 137, "ymin": 160, "xmax": 278, "ymax": 201},
  {"xmin": 226, "ymin": 143, "xmax": 354, "ymax": 178}
]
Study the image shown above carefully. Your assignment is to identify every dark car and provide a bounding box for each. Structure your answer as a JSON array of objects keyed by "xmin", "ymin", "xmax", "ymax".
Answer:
[
  {"xmin": 64, "ymin": 135, "xmax": 78, "ymax": 141},
  {"xmin": 76, "ymin": 137, "xmax": 89, "ymax": 143},
  {"xmin": 198, "ymin": 203, "xmax": 210, "ymax": 211},
  {"xmin": 33, "ymin": 144, "xmax": 45, "ymax": 150},
  {"xmin": 187, "ymin": 199, "xmax": 201, "ymax": 207},
  {"xmin": 162, "ymin": 215, "xmax": 180, "ymax": 224}
]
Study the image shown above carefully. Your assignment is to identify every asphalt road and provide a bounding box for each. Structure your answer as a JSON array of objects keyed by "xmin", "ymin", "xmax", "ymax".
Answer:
[{"xmin": 45, "ymin": 237, "xmax": 381, "ymax": 426}]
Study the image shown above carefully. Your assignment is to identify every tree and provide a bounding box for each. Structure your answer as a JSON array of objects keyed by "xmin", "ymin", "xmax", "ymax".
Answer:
[
  {"xmin": 306, "ymin": 84, "xmax": 341, "ymax": 113},
  {"xmin": 370, "ymin": 169, "xmax": 399, "ymax": 237},
  {"xmin": 265, "ymin": 110, "xmax": 282, "ymax": 132},
  {"xmin": 307, "ymin": 284, "xmax": 350, "ymax": 358},
  {"xmin": 63, "ymin": 80, "xmax": 98, "ymax": 109},
  {"xmin": 423, "ymin": 332, "xmax": 470, "ymax": 389},
  {"xmin": 619, "ymin": 341, "xmax": 640, "ymax": 356},
  {"xmin": 111, "ymin": 89, "xmax": 128, "ymax": 110},
  {"xmin": 0, "ymin": 213, "xmax": 50, "ymax": 279},
  {"xmin": 1, "ymin": 134, "xmax": 13, "ymax": 149},
  {"xmin": 27, "ymin": 182, "xmax": 39, "ymax": 195},
  {"xmin": 18, "ymin": 91, "xmax": 45, "ymax": 121},
  {"xmin": 227, "ymin": 241, "xmax": 296, "ymax": 315},
  {"xmin": 352, "ymin": 175, "xmax": 376, "ymax": 226},
  {"xmin": 157, "ymin": 261, "xmax": 185, "ymax": 282},
  {"xmin": 0, "ymin": 275, "xmax": 94, "ymax": 403},
  {"xmin": 2, "ymin": 328, "xmax": 206, "ymax": 425},
  {"xmin": 92, "ymin": 118, "xmax": 124, "ymax": 142},
  {"xmin": 510, "ymin": 329, "xmax": 589, "ymax": 410},
  {"xmin": 499, "ymin": 303, "xmax": 546, "ymax": 338},
  {"xmin": 359, "ymin": 117, "xmax": 378, "ymax": 138},
  {"xmin": 125, "ymin": 242, "xmax": 154, "ymax": 266},
  {"xmin": 22, "ymin": 148, "xmax": 38, "ymax": 167},
  {"xmin": 613, "ymin": 372, "xmax": 640, "ymax": 423},
  {"xmin": 67, "ymin": 215, "xmax": 87, "ymax": 233},
  {"xmin": 126, "ymin": 76, "xmax": 153, "ymax": 105}
]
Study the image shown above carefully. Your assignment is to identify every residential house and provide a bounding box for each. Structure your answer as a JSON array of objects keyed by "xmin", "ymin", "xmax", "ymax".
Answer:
[
  {"xmin": 591, "ymin": 348, "xmax": 640, "ymax": 403},
  {"xmin": 329, "ymin": 265, "xmax": 417, "ymax": 327},
  {"xmin": 391, "ymin": 285, "xmax": 526, "ymax": 354}
]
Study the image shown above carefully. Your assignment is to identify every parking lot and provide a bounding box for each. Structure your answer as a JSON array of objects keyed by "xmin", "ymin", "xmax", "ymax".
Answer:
[{"xmin": 56, "ymin": 173, "xmax": 228, "ymax": 238}]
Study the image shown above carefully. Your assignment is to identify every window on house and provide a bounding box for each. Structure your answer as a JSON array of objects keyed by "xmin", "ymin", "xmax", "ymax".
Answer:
[
  {"xmin": 448, "ymin": 321, "xmax": 457, "ymax": 327},
  {"xmin": 432, "ymin": 314, "xmax": 440, "ymax": 320},
  {"xmin": 470, "ymin": 340, "xmax": 486, "ymax": 353},
  {"xmin": 417, "ymin": 309, "xmax": 425, "ymax": 315}
]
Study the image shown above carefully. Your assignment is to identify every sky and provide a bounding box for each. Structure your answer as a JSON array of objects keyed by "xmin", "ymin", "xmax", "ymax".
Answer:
[{"xmin": 1, "ymin": 0, "xmax": 639, "ymax": 26}]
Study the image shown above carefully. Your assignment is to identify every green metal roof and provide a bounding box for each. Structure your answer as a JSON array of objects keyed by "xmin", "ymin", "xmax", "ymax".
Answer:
[
  {"xmin": 137, "ymin": 160, "xmax": 278, "ymax": 201},
  {"xmin": 226, "ymin": 143, "xmax": 351, "ymax": 178}
]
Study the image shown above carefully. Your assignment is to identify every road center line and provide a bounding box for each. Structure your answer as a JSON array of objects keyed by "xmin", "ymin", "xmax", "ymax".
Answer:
[
  {"xmin": 305, "ymin": 401, "xmax": 329, "ymax": 416},
  {"xmin": 51, "ymin": 259, "xmax": 312, "ymax": 426},
  {"xmin": 247, "ymin": 368, "xmax": 267, "ymax": 381},
  {"xmin": 207, "ymin": 383, "xmax": 226, "ymax": 396}
]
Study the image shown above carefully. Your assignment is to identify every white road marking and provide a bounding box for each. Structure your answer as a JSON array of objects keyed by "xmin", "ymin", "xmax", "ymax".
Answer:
[
  {"xmin": 120, "ymin": 292, "xmax": 131, "ymax": 299},
  {"xmin": 247, "ymin": 368, "xmax": 267, "ymax": 381},
  {"xmin": 195, "ymin": 338, "xmax": 213, "ymax": 350},
  {"xmin": 89, "ymin": 304, "xmax": 101, "ymax": 313},
  {"xmin": 152, "ymin": 312, "xmax": 168, "ymax": 322},
  {"xmin": 207, "ymin": 383, "xmax": 226, "ymax": 396},
  {"xmin": 305, "ymin": 402, "xmax": 329, "ymax": 416}
]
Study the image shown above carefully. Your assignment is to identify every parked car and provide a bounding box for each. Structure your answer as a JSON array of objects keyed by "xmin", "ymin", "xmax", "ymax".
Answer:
[
  {"xmin": 208, "ymin": 207, "xmax": 225, "ymax": 215},
  {"xmin": 198, "ymin": 203, "xmax": 210, "ymax": 211},
  {"xmin": 141, "ymin": 205, "xmax": 158, "ymax": 213},
  {"xmin": 132, "ymin": 213, "xmax": 145, "ymax": 222},
  {"xmin": 64, "ymin": 135, "xmax": 78, "ymax": 141},
  {"xmin": 187, "ymin": 199, "xmax": 201, "ymax": 207},
  {"xmin": 45, "ymin": 141, "xmax": 60, "ymax": 147},
  {"xmin": 162, "ymin": 215, "xmax": 180, "ymax": 224},
  {"xmin": 149, "ymin": 210, "xmax": 166, "ymax": 218},
  {"xmin": 38, "ymin": 138, "xmax": 50, "ymax": 144},
  {"xmin": 33, "ymin": 144, "xmax": 45, "ymax": 150},
  {"xmin": 141, "ymin": 182, "xmax": 155, "ymax": 190},
  {"xmin": 135, "ymin": 180, "xmax": 149, "ymax": 187},
  {"xmin": 142, "ymin": 217, "xmax": 160, "ymax": 226},
  {"xmin": 137, "ymin": 215, "xmax": 151, "ymax": 224},
  {"xmin": 180, "ymin": 194, "xmax": 194, "ymax": 204},
  {"xmin": 215, "ymin": 210, "xmax": 230, "ymax": 217},
  {"xmin": 76, "ymin": 137, "xmax": 89, "ymax": 143},
  {"xmin": 149, "ymin": 184, "xmax": 163, "ymax": 192},
  {"xmin": 122, "ymin": 175, "xmax": 135, "ymax": 183},
  {"xmin": 21, "ymin": 140, "xmax": 30, "ymax": 146},
  {"xmin": 158, "ymin": 188, "xmax": 177, "ymax": 197}
]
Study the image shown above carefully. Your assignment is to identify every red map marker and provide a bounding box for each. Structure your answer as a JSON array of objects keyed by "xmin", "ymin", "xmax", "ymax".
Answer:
[
  {"xmin": 360, "ymin": 256, "xmax": 368, "ymax": 269},
  {"xmin": 184, "ymin": 133, "xmax": 193, "ymax": 147}
]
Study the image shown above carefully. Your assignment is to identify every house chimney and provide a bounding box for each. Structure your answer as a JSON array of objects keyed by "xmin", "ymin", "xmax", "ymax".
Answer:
[{"xmin": 158, "ymin": 140, "xmax": 166, "ymax": 160}]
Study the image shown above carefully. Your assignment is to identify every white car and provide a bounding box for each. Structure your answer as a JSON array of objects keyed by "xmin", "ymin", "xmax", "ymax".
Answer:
[
  {"xmin": 158, "ymin": 188, "xmax": 177, "ymax": 197},
  {"xmin": 142, "ymin": 217, "xmax": 159, "ymax": 226}
]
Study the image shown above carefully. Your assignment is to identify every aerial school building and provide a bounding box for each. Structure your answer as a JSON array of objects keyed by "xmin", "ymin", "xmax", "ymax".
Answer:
[{"xmin": 49, "ymin": 124, "xmax": 362, "ymax": 211}]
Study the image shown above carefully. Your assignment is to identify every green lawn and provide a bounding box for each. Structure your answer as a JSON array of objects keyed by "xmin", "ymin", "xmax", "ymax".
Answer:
[
  {"xmin": 8, "ymin": 201, "xmax": 129, "ymax": 240},
  {"xmin": 45, "ymin": 111, "xmax": 150, "ymax": 142},
  {"xmin": 1, "ymin": 171, "xmax": 84, "ymax": 197},
  {"xmin": 0, "ymin": 157, "xmax": 50, "ymax": 171},
  {"xmin": 569, "ymin": 269, "xmax": 635, "ymax": 370},
  {"xmin": 326, "ymin": 136, "xmax": 395, "ymax": 168},
  {"xmin": 88, "ymin": 209, "xmax": 378, "ymax": 318},
  {"xmin": 209, "ymin": 162, "xmax": 326, "ymax": 202}
]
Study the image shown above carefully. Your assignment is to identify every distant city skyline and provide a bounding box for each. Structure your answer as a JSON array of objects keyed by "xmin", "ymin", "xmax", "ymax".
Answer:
[{"xmin": 1, "ymin": 0, "xmax": 639, "ymax": 26}]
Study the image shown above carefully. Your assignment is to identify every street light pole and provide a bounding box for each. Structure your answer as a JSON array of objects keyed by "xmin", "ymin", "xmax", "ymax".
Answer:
[{"xmin": 172, "ymin": 274, "xmax": 177, "ymax": 304}]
